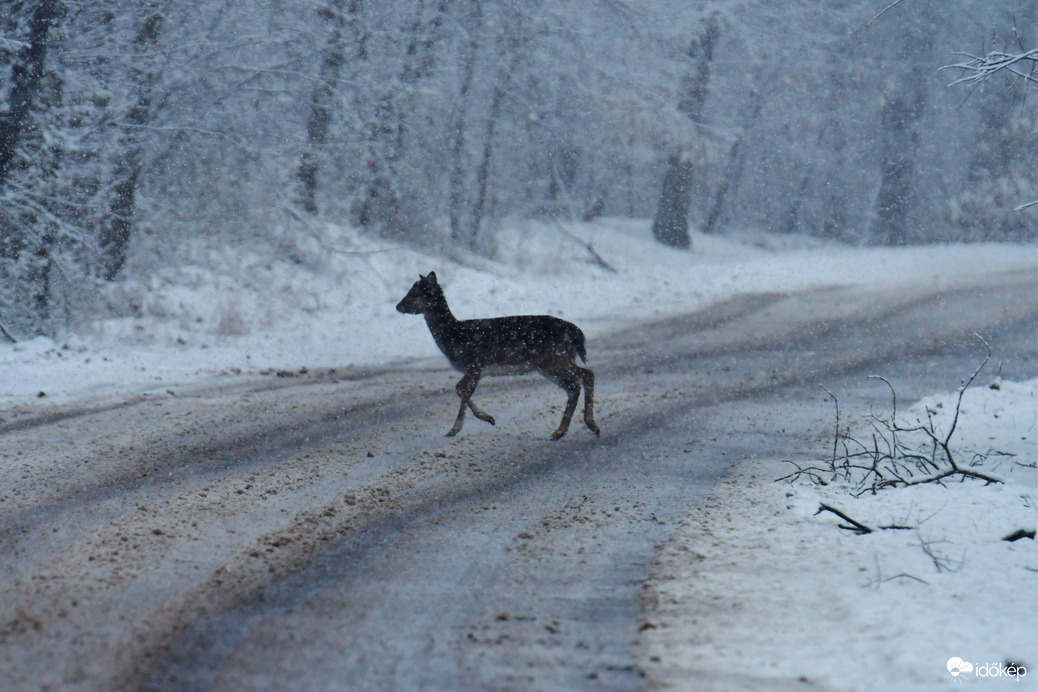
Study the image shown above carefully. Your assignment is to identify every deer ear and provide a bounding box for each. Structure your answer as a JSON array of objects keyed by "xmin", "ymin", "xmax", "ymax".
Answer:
[{"xmin": 427, "ymin": 271, "xmax": 437, "ymax": 283}]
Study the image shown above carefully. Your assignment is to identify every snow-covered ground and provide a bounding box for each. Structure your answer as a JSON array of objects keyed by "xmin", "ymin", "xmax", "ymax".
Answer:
[
  {"xmin": 644, "ymin": 378, "xmax": 1037, "ymax": 691},
  {"xmin": 2, "ymin": 219, "xmax": 1035, "ymax": 689}
]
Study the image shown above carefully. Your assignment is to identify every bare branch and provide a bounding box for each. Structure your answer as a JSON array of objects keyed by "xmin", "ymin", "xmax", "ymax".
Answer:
[
  {"xmin": 945, "ymin": 334, "xmax": 991, "ymax": 447},
  {"xmin": 550, "ymin": 219, "xmax": 618, "ymax": 273},
  {"xmin": 816, "ymin": 503, "xmax": 873, "ymax": 534},
  {"xmin": 867, "ymin": 573, "xmax": 929, "ymax": 588},
  {"xmin": 941, "ymin": 48, "xmax": 1038, "ymax": 87},
  {"xmin": 917, "ymin": 531, "xmax": 965, "ymax": 573},
  {"xmin": 789, "ymin": 339, "xmax": 1003, "ymax": 493},
  {"xmin": 866, "ymin": 0, "xmax": 909, "ymax": 27}
]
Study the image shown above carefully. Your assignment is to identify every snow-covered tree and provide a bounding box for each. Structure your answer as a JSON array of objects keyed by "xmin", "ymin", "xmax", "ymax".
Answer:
[{"xmin": 943, "ymin": 19, "xmax": 1037, "ymax": 233}]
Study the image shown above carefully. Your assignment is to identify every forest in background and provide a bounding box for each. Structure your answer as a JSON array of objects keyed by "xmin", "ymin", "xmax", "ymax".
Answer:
[{"xmin": 0, "ymin": 0, "xmax": 1035, "ymax": 339}]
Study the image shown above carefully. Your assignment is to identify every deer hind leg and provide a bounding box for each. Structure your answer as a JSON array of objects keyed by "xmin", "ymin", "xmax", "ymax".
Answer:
[
  {"xmin": 542, "ymin": 365, "xmax": 582, "ymax": 440},
  {"xmin": 551, "ymin": 378, "xmax": 581, "ymax": 440},
  {"xmin": 448, "ymin": 370, "xmax": 494, "ymax": 437},
  {"xmin": 579, "ymin": 365, "xmax": 599, "ymax": 436}
]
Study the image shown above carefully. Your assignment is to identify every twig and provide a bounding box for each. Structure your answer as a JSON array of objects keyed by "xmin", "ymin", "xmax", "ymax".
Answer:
[
  {"xmin": 776, "ymin": 459, "xmax": 829, "ymax": 485},
  {"xmin": 917, "ymin": 532, "xmax": 965, "ymax": 573},
  {"xmin": 821, "ymin": 384, "xmax": 841, "ymax": 472},
  {"xmin": 549, "ymin": 219, "xmax": 618, "ymax": 273},
  {"xmin": 868, "ymin": 573, "xmax": 930, "ymax": 587},
  {"xmin": 941, "ymin": 48, "xmax": 1038, "ymax": 87},
  {"xmin": 816, "ymin": 503, "xmax": 873, "ymax": 535},
  {"xmin": 946, "ymin": 334, "xmax": 990, "ymax": 444},
  {"xmin": 866, "ymin": 0, "xmax": 908, "ymax": 27},
  {"xmin": 900, "ymin": 465, "xmax": 1002, "ymax": 487},
  {"xmin": 0, "ymin": 322, "xmax": 16, "ymax": 344}
]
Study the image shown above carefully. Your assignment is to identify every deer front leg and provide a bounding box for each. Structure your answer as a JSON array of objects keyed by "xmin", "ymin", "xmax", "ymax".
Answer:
[{"xmin": 448, "ymin": 370, "xmax": 494, "ymax": 436}]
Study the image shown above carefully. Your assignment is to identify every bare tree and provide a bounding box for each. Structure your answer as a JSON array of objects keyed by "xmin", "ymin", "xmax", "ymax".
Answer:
[
  {"xmin": 704, "ymin": 85, "xmax": 762, "ymax": 235},
  {"xmin": 101, "ymin": 4, "xmax": 166, "ymax": 281},
  {"xmin": 447, "ymin": 1, "xmax": 483, "ymax": 249},
  {"xmin": 868, "ymin": 0, "xmax": 937, "ymax": 245},
  {"xmin": 943, "ymin": 26, "xmax": 1037, "ymax": 217},
  {"xmin": 651, "ymin": 13, "xmax": 719, "ymax": 249},
  {"xmin": 469, "ymin": 33, "xmax": 524, "ymax": 251},
  {"xmin": 295, "ymin": 1, "xmax": 348, "ymax": 216},
  {"xmin": 355, "ymin": 0, "xmax": 449, "ymax": 242},
  {"xmin": 0, "ymin": 0, "xmax": 63, "ymax": 189},
  {"xmin": 0, "ymin": 0, "xmax": 65, "ymax": 336}
]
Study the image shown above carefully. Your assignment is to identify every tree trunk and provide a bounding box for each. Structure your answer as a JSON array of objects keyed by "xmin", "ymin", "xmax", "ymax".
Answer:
[
  {"xmin": 471, "ymin": 39, "xmax": 521, "ymax": 251},
  {"xmin": 703, "ymin": 87, "xmax": 761, "ymax": 235},
  {"xmin": 652, "ymin": 154, "xmax": 695, "ymax": 249},
  {"xmin": 448, "ymin": 1, "xmax": 483, "ymax": 249},
  {"xmin": 871, "ymin": 92, "xmax": 922, "ymax": 245},
  {"xmin": 357, "ymin": 0, "xmax": 447, "ymax": 240},
  {"xmin": 0, "ymin": 0, "xmax": 63, "ymax": 188},
  {"xmin": 781, "ymin": 172, "xmax": 812, "ymax": 235},
  {"xmin": 0, "ymin": 0, "xmax": 62, "ymax": 337},
  {"xmin": 650, "ymin": 14, "xmax": 719, "ymax": 249},
  {"xmin": 101, "ymin": 8, "xmax": 163, "ymax": 281},
  {"xmin": 703, "ymin": 138, "xmax": 742, "ymax": 235},
  {"xmin": 868, "ymin": 6, "xmax": 933, "ymax": 245},
  {"xmin": 295, "ymin": 0, "xmax": 354, "ymax": 216},
  {"xmin": 25, "ymin": 232, "xmax": 55, "ymax": 331}
]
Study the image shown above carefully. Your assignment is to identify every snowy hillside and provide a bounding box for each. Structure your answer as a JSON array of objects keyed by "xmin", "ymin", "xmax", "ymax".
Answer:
[{"xmin": 1, "ymin": 219, "xmax": 1033, "ymax": 410}]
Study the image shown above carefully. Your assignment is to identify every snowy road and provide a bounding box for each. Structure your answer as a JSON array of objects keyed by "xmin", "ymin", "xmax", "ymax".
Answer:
[{"xmin": 1, "ymin": 269, "xmax": 1035, "ymax": 691}]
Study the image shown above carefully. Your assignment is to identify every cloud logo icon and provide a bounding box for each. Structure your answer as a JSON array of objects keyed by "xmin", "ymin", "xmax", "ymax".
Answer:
[{"xmin": 947, "ymin": 657, "xmax": 974, "ymax": 677}]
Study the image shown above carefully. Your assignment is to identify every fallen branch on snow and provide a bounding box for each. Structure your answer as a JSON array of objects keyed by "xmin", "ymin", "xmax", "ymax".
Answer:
[
  {"xmin": 779, "ymin": 335, "xmax": 1005, "ymax": 494},
  {"xmin": 815, "ymin": 503, "xmax": 873, "ymax": 534}
]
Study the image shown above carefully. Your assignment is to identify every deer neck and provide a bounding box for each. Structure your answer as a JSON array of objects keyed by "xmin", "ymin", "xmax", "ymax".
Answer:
[{"xmin": 421, "ymin": 296, "xmax": 461, "ymax": 351}]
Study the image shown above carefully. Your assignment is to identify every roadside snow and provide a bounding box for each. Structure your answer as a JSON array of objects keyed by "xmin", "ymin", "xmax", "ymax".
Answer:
[{"xmin": 644, "ymin": 378, "xmax": 1038, "ymax": 691}]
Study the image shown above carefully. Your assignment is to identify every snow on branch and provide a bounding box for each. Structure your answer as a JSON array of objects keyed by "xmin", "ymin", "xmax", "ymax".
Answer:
[
  {"xmin": 942, "ymin": 48, "xmax": 1038, "ymax": 213},
  {"xmin": 941, "ymin": 48, "xmax": 1038, "ymax": 88},
  {"xmin": 0, "ymin": 37, "xmax": 30, "ymax": 52}
]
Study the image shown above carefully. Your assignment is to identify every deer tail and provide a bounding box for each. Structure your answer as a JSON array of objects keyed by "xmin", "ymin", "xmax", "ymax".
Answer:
[{"xmin": 572, "ymin": 325, "xmax": 588, "ymax": 364}]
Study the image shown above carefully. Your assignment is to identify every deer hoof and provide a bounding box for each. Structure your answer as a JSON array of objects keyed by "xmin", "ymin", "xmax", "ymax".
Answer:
[
  {"xmin": 550, "ymin": 428, "xmax": 567, "ymax": 441},
  {"xmin": 486, "ymin": 416, "xmax": 496, "ymax": 426}
]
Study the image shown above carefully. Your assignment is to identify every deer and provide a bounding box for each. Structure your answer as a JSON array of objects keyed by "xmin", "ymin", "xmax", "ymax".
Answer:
[{"xmin": 396, "ymin": 272, "xmax": 600, "ymax": 440}]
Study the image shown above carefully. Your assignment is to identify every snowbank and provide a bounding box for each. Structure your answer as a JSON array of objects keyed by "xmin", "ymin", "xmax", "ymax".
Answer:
[{"xmin": 644, "ymin": 378, "xmax": 1037, "ymax": 690}]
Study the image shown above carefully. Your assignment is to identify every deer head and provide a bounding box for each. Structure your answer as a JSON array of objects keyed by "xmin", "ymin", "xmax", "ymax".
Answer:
[{"xmin": 396, "ymin": 272, "xmax": 443, "ymax": 315}]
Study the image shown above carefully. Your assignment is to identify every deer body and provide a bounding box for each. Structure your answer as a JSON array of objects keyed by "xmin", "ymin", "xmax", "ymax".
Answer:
[{"xmin": 396, "ymin": 272, "xmax": 599, "ymax": 439}]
